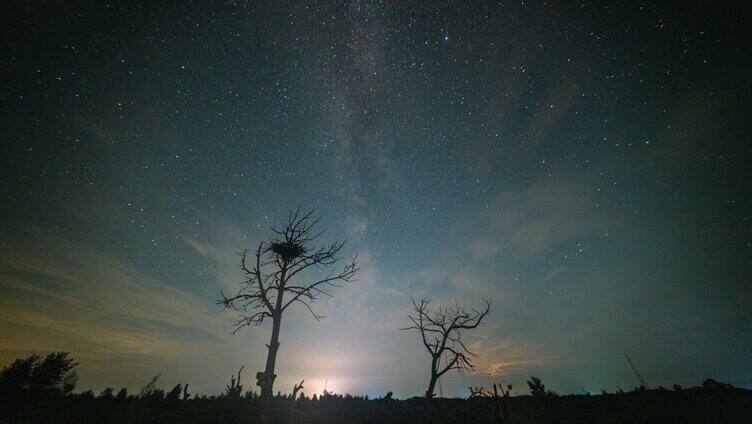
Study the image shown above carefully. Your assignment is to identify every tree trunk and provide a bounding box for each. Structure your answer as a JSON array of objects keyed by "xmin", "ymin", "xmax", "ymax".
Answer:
[
  {"xmin": 261, "ymin": 315, "xmax": 281, "ymax": 397},
  {"xmin": 258, "ymin": 314, "xmax": 282, "ymax": 424},
  {"xmin": 426, "ymin": 358, "xmax": 438, "ymax": 398},
  {"xmin": 259, "ymin": 267, "xmax": 287, "ymax": 424}
]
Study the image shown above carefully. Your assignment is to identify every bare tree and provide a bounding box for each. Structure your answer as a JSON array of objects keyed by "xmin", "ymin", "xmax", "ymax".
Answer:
[
  {"xmin": 401, "ymin": 297, "xmax": 491, "ymax": 398},
  {"xmin": 219, "ymin": 209, "xmax": 358, "ymax": 411}
]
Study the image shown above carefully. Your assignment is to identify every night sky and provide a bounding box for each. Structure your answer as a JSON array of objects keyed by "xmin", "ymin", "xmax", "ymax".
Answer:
[{"xmin": 1, "ymin": 1, "xmax": 750, "ymax": 397}]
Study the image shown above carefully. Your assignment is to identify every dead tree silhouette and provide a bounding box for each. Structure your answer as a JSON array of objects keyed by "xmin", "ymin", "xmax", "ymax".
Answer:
[
  {"xmin": 469, "ymin": 383, "xmax": 513, "ymax": 422},
  {"xmin": 225, "ymin": 366, "xmax": 244, "ymax": 399},
  {"xmin": 401, "ymin": 297, "xmax": 491, "ymax": 398},
  {"xmin": 289, "ymin": 380, "xmax": 304, "ymax": 423},
  {"xmin": 375, "ymin": 391, "xmax": 392, "ymax": 424},
  {"xmin": 219, "ymin": 209, "xmax": 358, "ymax": 420}
]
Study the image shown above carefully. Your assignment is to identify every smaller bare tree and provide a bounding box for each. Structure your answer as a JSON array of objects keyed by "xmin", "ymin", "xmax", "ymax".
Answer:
[{"xmin": 401, "ymin": 297, "xmax": 491, "ymax": 398}]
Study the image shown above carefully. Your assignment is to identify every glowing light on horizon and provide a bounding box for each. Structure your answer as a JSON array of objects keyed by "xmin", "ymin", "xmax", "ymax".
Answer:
[{"xmin": 281, "ymin": 376, "xmax": 353, "ymax": 397}]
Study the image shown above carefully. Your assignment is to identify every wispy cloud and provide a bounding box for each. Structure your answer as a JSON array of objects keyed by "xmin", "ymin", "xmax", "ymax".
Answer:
[
  {"xmin": 472, "ymin": 341, "xmax": 549, "ymax": 377},
  {"xmin": 0, "ymin": 234, "xmax": 249, "ymax": 392},
  {"xmin": 180, "ymin": 235, "xmax": 243, "ymax": 292},
  {"xmin": 0, "ymin": 240, "xmax": 224, "ymax": 337},
  {"xmin": 487, "ymin": 177, "xmax": 607, "ymax": 255},
  {"xmin": 415, "ymin": 176, "xmax": 613, "ymax": 295}
]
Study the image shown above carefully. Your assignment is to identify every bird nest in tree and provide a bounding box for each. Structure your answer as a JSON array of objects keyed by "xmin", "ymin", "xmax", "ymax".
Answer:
[{"xmin": 270, "ymin": 241, "xmax": 306, "ymax": 261}]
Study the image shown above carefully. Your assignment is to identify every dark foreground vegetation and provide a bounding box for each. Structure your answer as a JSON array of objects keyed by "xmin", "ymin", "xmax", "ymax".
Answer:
[{"xmin": 1, "ymin": 353, "xmax": 750, "ymax": 424}]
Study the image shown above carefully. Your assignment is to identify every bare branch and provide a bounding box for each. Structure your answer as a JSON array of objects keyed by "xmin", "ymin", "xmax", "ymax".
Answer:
[
  {"xmin": 219, "ymin": 209, "xmax": 358, "ymax": 337},
  {"xmin": 281, "ymin": 255, "xmax": 359, "ymax": 312}
]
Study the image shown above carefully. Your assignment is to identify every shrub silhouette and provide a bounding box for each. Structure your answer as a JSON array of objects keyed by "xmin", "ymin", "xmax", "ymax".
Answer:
[
  {"xmin": 138, "ymin": 374, "xmax": 161, "ymax": 397},
  {"xmin": 527, "ymin": 376, "xmax": 546, "ymax": 397},
  {"xmin": 702, "ymin": 378, "xmax": 735, "ymax": 390},
  {"xmin": 0, "ymin": 351, "xmax": 77, "ymax": 394}
]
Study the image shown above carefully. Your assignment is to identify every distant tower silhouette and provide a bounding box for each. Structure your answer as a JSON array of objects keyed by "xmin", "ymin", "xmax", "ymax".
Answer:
[{"xmin": 625, "ymin": 354, "xmax": 649, "ymax": 389}]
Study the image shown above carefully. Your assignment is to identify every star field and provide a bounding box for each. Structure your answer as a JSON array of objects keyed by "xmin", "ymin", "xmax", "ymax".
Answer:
[{"xmin": 1, "ymin": 1, "xmax": 750, "ymax": 396}]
